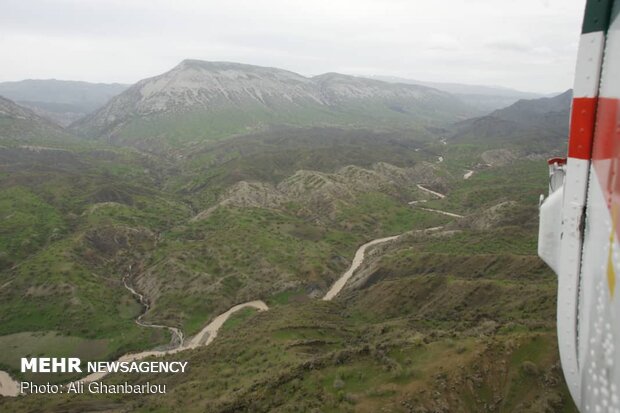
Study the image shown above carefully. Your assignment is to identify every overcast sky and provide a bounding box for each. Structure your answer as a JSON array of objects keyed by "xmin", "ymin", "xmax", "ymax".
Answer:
[{"xmin": 0, "ymin": 0, "xmax": 584, "ymax": 94}]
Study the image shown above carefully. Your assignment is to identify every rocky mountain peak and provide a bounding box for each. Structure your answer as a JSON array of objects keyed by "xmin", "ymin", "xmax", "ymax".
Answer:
[{"xmin": 71, "ymin": 59, "xmax": 476, "ymax": 144}]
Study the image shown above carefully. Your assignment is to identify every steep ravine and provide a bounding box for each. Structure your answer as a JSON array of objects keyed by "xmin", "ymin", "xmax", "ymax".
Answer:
[
  {"xmin": 0, "ymin": 232, "xmax": 402, "ymax": 397},
  {"xmin": 122, "ymin": 272, "xmax": 184, "ymax": 349},
  {"xmin": 0, "ymin": 196, "xmax": 462, "ymax": 397}
]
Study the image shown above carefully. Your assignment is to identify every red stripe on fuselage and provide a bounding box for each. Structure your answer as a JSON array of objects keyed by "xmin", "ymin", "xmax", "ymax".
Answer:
[
  {"xmin": 591, "ymin": 97, "xmax": 620, "ymax": 237},
  {"xmin": 569, "ymin": 97, "xmax": 598, "ymax": 159},
  {"xmin": 592, "ymin": 98, "xmax": 619, "ymax": 161}
]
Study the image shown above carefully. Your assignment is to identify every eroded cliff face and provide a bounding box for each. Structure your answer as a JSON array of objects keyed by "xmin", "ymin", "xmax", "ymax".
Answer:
[
  {"xmin": 70, "ymin": 59, "xmax": 473, "ymax": 145},
  {"xmin": 193, "ymin": 161, "xmax": 446, "ymax": 221}
]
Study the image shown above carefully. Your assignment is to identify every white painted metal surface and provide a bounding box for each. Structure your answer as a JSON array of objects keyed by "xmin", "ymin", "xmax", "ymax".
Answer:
[{"xmin": 539, "ymin": 2, "xmax": 620, "ymax": 411}]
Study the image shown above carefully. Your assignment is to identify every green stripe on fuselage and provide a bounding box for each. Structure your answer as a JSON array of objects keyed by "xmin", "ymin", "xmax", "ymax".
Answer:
[
  {"xmin": 612, "ymin": 0, "xmax": 620, "ymax": 27},
  {"xmin": 582, "ymin": 0, "xmax": 614, "ymax": 33}
]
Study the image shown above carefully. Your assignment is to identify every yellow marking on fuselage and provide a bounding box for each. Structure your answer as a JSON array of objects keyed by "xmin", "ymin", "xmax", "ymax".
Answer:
[{"xmin": 608, "ymin": 205, "xmax": 617, "ymax": 298}]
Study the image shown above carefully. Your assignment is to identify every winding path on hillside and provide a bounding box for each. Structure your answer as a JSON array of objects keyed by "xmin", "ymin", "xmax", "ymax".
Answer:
[
  {"xmin": 184, "ymin": 300, "xmax": 269, "ymax": 348},
  {"xmin": 77, "ymin": 300, "xmax": 268, "ymax": 384},
  {"xmin": 323, "ymin": 236, "xmax": 399, "ymax": 300},
  {"xmin": 0, "ymin": 235, "xmax": 399, "ymax": 396},
  {"xmin": 418, "ymin": 207, "xmax": 463, "ymax": 218},
  {"xmin": 0, "ymin": 372, "xmax": 18, "ymax": 397},
  {"xmin": 0, "ymin": 191, "xmax": 463, "ymax": 397},
  {"xmin": 412, "ymin": 184, "xmax": 463, "ymax": 218},
  {"xmin": 416, "ymin": 184, "xmax": 445, "ymax": 199}
]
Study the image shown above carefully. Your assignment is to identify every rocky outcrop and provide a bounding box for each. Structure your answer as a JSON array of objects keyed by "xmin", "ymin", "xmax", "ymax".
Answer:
[
  {"xmin": 468, "ymin": 201, "xmax": 518, "ymax": 230},
  {"xmin": 71, "ymin": 60, "xmax": 472, "ymax": 141},
  {"xmin": 194, "ymin": 162, "xmax": 446, "ymax": 221},
  {"xmin": 481, "ymin": 149, "xmax": 517, "ymax": 166}
]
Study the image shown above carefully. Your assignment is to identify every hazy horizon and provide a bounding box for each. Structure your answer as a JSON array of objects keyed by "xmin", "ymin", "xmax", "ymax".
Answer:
[
  {"xmin": 0, "ymin": 60, "xmax": 568, "ymax": 96},
  {"xmin": 1, "ymin": 0, "xmax": 585, "ymax": 94}
]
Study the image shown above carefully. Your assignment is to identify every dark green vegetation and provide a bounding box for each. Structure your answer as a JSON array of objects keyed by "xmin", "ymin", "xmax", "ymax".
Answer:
[
  {"xmin": 0, "ymin": 128, "xmax": 190, "ymax": 378},
  {"xmin": 170, "ymin": 126, "xmax": 438, "ymax": 206},
  {"xmin": 452, "ymin": 90, "xmax": 571, "ymax": 153},
  {"xmin": 2, "ymin": 206, "xmax": 577, "ymax": 411},
  {"xmin": 0, "ymin": 96, "xmax": 452, "ymax": 379},
  {"xmin": 0, "ymin": 78, "xmax": 577, "ymax": 411}
]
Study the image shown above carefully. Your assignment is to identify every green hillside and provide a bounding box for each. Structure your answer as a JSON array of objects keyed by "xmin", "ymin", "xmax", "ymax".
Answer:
[
  {"xmin": 0, "ymin": 84, "xmax": 577, "ymax": 411},
  {"xmin": 1, "ymin": 167, "xmax": 578, "ymax": 411}
]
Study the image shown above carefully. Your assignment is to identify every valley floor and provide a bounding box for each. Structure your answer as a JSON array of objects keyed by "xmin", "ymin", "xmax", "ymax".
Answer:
[{"xmin": 0, "ymin": 122, "xmax": 576, "ymax": 412}]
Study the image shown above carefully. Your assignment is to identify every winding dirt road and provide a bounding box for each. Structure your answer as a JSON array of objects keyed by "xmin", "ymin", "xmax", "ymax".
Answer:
[
  {"xmin": 184, "ymin": 300, "xmax": 268, "ymax": 348},
  {"xmin": 418, "ymin": 207, "xmax": 463, "ymax": 218},
  {"xmin": 0, "ymin": 231, "xmax": 402, "ymax": 396},
  {"xmin": 0, "ymin": 371, "xmax": 18, "ymax": 397},
  {"xmin": 416, "ymin": 184, "xmax": 445, "ymax": 199},
  {"xmin": 323, "ymin": 236, "xmax": 399, "ymax": 300},
  {"xmin": 77, "ymin": 300, "xmax": 268, "ymax": 384},
  {"xmin": 411, "ymin": 184, "xmax": 464, "ymax": 218}
]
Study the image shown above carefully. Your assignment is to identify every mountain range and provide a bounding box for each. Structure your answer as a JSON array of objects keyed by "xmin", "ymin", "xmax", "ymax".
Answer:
[
  {"xmin": 69, "ymin": 60, "xmax": 477, "ymax": 151},
  {"xmin": 0, "ymin": 60, "xmax": 578, "ymax": 412},
  {"xmin": 372, "ymin": 75, "xmax": 547, "ymax": 112},
  {"xmin": 0, "ymin": 79, "xmax": 128, "ymax": 126},
  {"xmin": 452, "ymin": 89, "xmax": 572, "ymax": 153}
]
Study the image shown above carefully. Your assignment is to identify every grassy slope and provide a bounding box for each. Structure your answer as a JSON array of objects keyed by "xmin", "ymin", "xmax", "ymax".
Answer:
[
  {"xmin": 0, "ymin": 128, "xmax": 444, "ymax": 381},
  {"xmin": 87, "ymin": 91, "xmax": 474, "ymax": 153},
  {"xmin": 0, "ymin": 142, "xmax": 191, "ymax": 378},
  {"xmin": 170, "ymin": 127, "xmax": 435, "ymax": 207},
  {"xmin": 0, "ymin": 187, "xmax": 65, "ymax": 268},
  {"xmin": 1, "ymin": 142, "xmax": 578, "ymax": 412},
  {"xmin": 136, "ymin": 195, "xmax": 450, "ymax": 334},
  {"xmin": 2, "ymin": 226, "xmax": 577, "ymax": 412}
]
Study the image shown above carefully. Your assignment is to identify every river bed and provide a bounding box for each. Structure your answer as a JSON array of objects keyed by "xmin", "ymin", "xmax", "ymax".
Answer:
[{"xmin": 0, "ymin": 233, "xmax": 400, "ymax": 397}]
